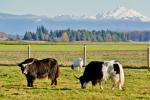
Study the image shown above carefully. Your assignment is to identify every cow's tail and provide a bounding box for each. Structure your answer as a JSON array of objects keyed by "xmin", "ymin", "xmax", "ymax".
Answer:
[
  {"xmin": 55, "ymin": 64, "xmax": 60, "ymax": 78},
  {"xmin": 118, "ymin": 63, "xmax": 124, "ymax": 89}
]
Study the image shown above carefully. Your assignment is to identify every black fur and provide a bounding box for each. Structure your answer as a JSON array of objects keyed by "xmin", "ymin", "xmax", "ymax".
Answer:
[
  {"xmin": 113, "ymin": 64, "xmax": 120, "ymax": 74},
  {"xmin": 79, "ymin": 61, "xmax": 104, "ymax": 88}
]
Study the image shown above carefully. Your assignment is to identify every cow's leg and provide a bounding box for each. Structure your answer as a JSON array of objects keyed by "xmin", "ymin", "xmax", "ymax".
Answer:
[
  {"xmin": 51, "ymin": 80, "xmax": 54, "ymax": 85},
  {"xmin": 112, "ymin": 82, "xmax": 116, "ymax": 90},
  {"xmin": 75, "ymin": 66, "xmax": 77, "ymax": 70},
  {"xmin": 118, "ymin": 79, "xmax": 123, "ymax": 90},
  {"xmin": 51, "ymin": 79, "xmax": 55, "ymax": 86},
  {"xmin": 99, "ymin": 80, "xmax": 104, "ymax": 90},
  {"xmin": 118, "ymin": 83, "xmax": 122, "ymax": 90},
  {"xmin": 111, "ymin": 78, "xmax": 115, "ymax": 90},
  {"xmin": 77, "ymin": 66, "xmax": 79, "ymax": 71},
  {"xmin": 51, "ymin": 79, "xmax": 57, "ymax": 86},
  {"xmin": 54, "ymin": 78, "xmax": 57, "ymax": 85},
  {"xmin": 49, "ymin": 73, "xmax": 55, "ymax": 86},
  {"xmin": 30, "ymin": 79, "xmax": 35, "ymax": 87},
  {"xmin": 80, "ymin": 65, "xmax": 82, "ymax": 72},
  {"xmin": 27, "ymin": 78, "xmax": 32, "ymax": 87},
  {"xmin": 27, "ymin": 79, "xmax": 30, "ymax": 87},
  {"xmin": 111, "ymin": 76, "xmax": 118, "ymax": 90},
  {"xmin": 27, "ymin": 76, "xmax": 35, "ymax": 87}
]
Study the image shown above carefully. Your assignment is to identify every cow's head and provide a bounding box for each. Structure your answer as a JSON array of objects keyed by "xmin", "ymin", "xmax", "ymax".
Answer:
[
  {"xmin": 78, "ymin": 58, "xmax": 83, "ymax": 61},
  {"xmin": 75, "ymin": 75, "xmax": 87, "ymax": 89},
  {"xmin": 18, "ymin": 58, "xmax": 35, "ymax": 75}
]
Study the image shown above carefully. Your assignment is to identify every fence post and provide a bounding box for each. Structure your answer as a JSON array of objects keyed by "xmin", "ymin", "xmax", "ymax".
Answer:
[
  {"xmin": 84, "ymin": 44, "xmax": 86, "ymax": 66},
  {"xmin": 148, "ymin": 46, "xmax": 150, "ymax": 67},
  {"xmin": 28, "ymin": 45, "xmax": 31, "ymax": 58}
]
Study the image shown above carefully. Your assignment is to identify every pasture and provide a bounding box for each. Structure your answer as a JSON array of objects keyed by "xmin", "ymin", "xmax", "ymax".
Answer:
[
  {"xmin": 0, "ymin": 66, "xmax": 150, "ymax": 100},
  {"xmin": 0, "ymin": 42, "xmax": 149, "ymax": 67},
  {"xmin": 0, "ymin": 42, "xmax": 150, "ymax": 99}
]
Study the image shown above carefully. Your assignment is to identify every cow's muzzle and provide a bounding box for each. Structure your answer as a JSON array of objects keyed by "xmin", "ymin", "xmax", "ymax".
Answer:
[{"xmin": 23, "ymin": 69, "xmax": 28, "ymax": 75}]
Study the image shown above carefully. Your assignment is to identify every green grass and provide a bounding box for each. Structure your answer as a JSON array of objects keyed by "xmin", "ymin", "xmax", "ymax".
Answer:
[
  {"xmin": 0, "ymin": 42, "xmax": 149, "ymax": 51},
  {"xmin": 0, "ymin": 42, "xmax": 149, "ymax": 99},
  {"xmin": 0, "ymin": 66, "xmax": 150, "ymax": 100},
  {"xmin": 0, "ymin": 42, "xmax": 148, "ymax": 67}
]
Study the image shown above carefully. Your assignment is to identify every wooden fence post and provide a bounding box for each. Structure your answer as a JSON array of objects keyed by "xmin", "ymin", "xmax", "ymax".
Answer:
[
  {"xmin": 148, "ymin": 46, "xmax": 150, "ymax": 67},
  {"xmin": 28, "ymin": 45, "xmax": 31, "ymax": 58},
  {"xmin": 84, "ymin": 44, "xmax": 86, "ymax": 66}
]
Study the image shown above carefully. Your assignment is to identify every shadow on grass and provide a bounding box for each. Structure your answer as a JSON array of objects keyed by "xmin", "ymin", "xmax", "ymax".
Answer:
[
  {"xmin": 51, "ymin": 87, "xmax": 72, "ymax": 91},
  {"xmin": 23, "ymin": 87, "xmax": 72, "ymax": 91},
  {"xmin": 2, "ymin": 84, "xmax": 27, "ymax": 89},
  {"xmin": 23, "ymin": 87, "xmax": 49, "ymax": 90},
  {"xmin": 124, "ymin": 66, "xmax": 149, "ymax": 69},
  {"xmin": 0, "ymin": 64, "xmax": 17, "ymax": 66},
  {"xmin": 2, "ymin": 84, "xmax": 73, "ymax": 91}
]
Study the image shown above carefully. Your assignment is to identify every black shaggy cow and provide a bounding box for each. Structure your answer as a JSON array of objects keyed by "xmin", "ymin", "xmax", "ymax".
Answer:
[
  {"xmin": 18, "ymin": 58, "xmax": 60, "ymax": 87},
  {"xmin": 75, "ymin": 60, "xmax": 124, "ymax": 90}
]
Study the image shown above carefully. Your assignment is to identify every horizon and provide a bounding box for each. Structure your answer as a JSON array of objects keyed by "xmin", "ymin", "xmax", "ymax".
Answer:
[{"xmin": 0, "ymin": 0, "xmax": 150, "ymax": 17}]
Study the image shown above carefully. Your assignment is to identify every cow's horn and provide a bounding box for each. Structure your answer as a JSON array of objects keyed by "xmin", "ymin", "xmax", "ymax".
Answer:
[
  {"xmin": 22, "ymin": 59, "xmax": 35, "ymax": 67},
  {"xmin": 28, "ymin": 59, "xmax": 35, "ymax": 65},
  {"xmin": 74, "ymin": 75, "xmax": 80, "ymax": 79},
  {"xmin": 22, "ymin": 63, "xmax": 28, "ymax": 67}
]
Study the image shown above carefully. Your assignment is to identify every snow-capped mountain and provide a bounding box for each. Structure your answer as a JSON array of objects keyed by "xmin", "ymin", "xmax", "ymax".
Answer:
[
  {"xmin": 96, "ymin": 6, "xmax": 150, "ymax": 22},
  {"xmin": 50, "ymin": 7, "xmax": 150, "ymax": 22},
  {"xmin": 0, "ymin": 6, "xmax": 150, "ymax": 34}
]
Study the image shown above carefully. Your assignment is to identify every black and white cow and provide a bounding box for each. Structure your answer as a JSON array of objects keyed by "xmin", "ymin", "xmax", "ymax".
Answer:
[{"xmin": 75, "ymin": 60, "xmax": 124, "ymax": 90}]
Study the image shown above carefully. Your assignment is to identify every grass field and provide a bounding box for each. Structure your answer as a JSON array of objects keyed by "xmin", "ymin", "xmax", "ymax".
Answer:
[
  {"xmin": 0, "ymin": 66, "xmax": 150, "ymax": 100},
  {"xmin": 0, "ymin": 42, "xmax": 148, "ymax": 67},
  {"xmin": 0, "ymin": 42, "xmax": 150, "ymax": 99},
  {"xmin": 0, "ymin": 42, "xmax": 149, "ymax": 51}
]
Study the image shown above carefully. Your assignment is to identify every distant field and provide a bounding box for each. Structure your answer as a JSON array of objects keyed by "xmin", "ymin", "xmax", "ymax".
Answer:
[
  {"xmin": 0, "ymin": 42, "xmax": 149, "ymax": 67},
  {"xmin": 0, "ymin": 42, "xmax": 149, "ymax": 51},
  {"xmin": 0, "ymin": 66, "xmax": 150, "ymax": 100}
]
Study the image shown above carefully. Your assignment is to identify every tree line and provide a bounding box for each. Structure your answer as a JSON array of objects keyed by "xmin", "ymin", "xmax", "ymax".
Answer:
[{"xmin": 23, "ymin": 26, "xmax": 150, "ymax": 42}]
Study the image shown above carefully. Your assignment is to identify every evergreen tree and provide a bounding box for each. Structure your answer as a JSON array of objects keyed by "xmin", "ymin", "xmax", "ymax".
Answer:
[
  {"xmin": 23, "ymin": 32, "xmax": 33, "ymax": 40},
  {"xmin": 23, "ymin": 26, "xmax": 131, "ymax": 42}
]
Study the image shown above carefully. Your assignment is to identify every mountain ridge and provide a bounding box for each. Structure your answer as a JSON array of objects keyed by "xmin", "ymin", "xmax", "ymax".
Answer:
[{"xmin": 0, "ymin": 7, "xmax": 150, "ymax": 34}]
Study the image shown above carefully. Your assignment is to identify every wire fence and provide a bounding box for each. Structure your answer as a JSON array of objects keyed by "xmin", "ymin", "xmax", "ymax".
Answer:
[{"xmin": 0, "ymin": 44, "xmax": 148, "ymax": 68}]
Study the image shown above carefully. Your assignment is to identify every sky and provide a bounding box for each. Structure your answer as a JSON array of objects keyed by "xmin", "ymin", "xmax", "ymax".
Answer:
[{"xmin": 0, "ymin": 0, "xmax": 150, "ymax": 17}]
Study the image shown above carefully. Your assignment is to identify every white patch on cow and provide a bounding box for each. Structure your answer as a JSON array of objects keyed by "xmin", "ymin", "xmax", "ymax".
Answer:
[
  {"xmin": 22, "ymin": 64, "xmax": 28, "ymax": 68},
  {"xmin": 116, "ymin": 62, "xmax": 124, "ymax": 90},
  {"xmin": 22, "ymin": 60, "xmax": 34, "ymax": 75},
  {"xmin": 101, "ymin": 60, "xmax": 124, "ymax": 90},
  {"xmin": 23, "ymin": 68, "xmax": 28, "ymax": 75},
  {"xmin": 102, "ymin": 62, "xmax": 109, "ymax": 81}
]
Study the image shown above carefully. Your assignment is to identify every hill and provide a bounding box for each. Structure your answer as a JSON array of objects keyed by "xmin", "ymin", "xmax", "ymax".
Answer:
[{"xmin": 0, "ymin": 32, "xmax": 9, "ymax": 41}]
